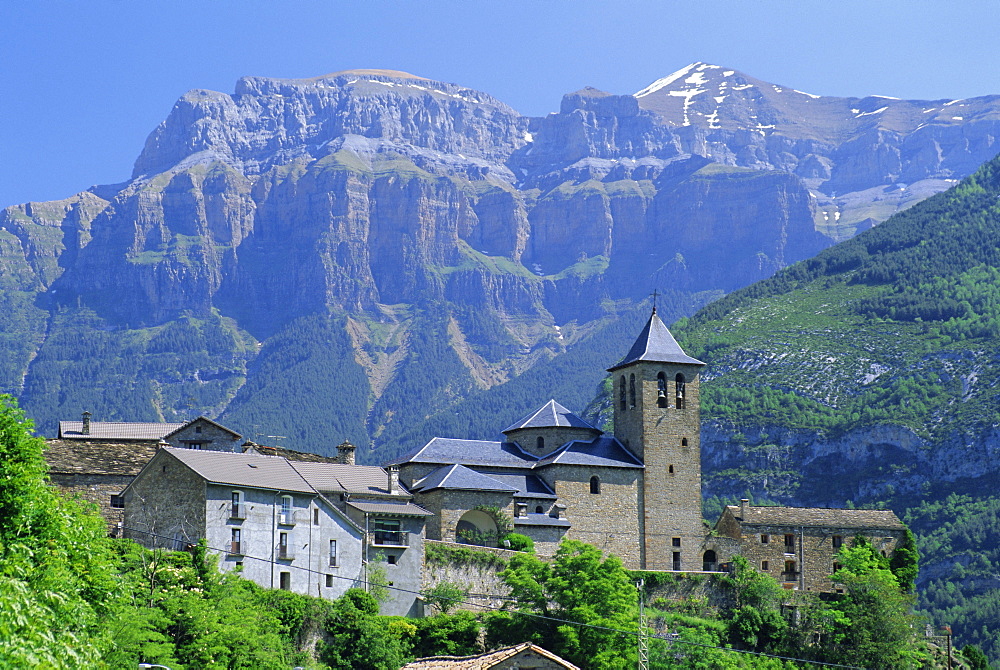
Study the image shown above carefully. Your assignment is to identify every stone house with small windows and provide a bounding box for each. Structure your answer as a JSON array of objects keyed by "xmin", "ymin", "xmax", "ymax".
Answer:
[
  {"xmin": 710, "ymin": 500, "xmax": 907, "ymax": 592},
  {"xmin": 121, "ymin": 445, "xmax": 431, "ymax": 616}
]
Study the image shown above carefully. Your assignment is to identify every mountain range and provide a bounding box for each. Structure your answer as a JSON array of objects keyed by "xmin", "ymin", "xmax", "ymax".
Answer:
[{"xmin": 2, "ymin": 63, "xmax": 999, "ymax": 464}]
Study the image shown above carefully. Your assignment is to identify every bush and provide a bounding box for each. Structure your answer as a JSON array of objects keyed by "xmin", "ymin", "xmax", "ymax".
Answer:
[{"xmin": 502, "ymin": 532, "xmax": 535, "ymax": 553}]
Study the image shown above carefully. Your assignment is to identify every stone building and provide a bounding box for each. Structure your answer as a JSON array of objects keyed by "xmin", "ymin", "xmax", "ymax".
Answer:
[
  {"xmin": 46, "ymin": 415, "xmax": 244, "ymax": 531},
  {"xmin": 711, "ymin": 500, "xmax": 907, "ymax": 592},
  {"xmin": 391, "ymin": 309, "xmax": 707, "ymax": 570},
  {"xmin": 121, "ymin": 446, "xmax": 431, "ymax": 615}
]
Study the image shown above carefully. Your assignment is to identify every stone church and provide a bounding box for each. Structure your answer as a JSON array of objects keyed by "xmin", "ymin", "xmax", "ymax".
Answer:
[{"xmin": 391, "ymin": 308, "xmax": 708, "ymax": 570}]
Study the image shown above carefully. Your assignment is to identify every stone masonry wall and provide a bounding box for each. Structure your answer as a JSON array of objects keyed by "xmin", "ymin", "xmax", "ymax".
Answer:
[
  {"xmin": 505, "ymin": 426, "xmax": 601, "ymax": 457},
  {"xmin": 415, "ymin": 489, "xmax": 514, "ymax": 543},
  {"xmin": 123, "ymin": 451, "xmax": 206, "ymax": 549},
  {"xmin": 735, "ymin": 525, "xmax": 904, "ymax": 593},
  {"xmin": 612, "ymin": 361, "xmax": 704, "ymax": 571},
  {"xmin": 166, "ymin": 420, "xmax": 241, "ymax": 452},
  {"xmin": 542, "ymin": 463, "xmax": 642, "ymax": 569},
  {"xmin": 50, "ymin": 473, "xmax": 132, "ymax": 534}
]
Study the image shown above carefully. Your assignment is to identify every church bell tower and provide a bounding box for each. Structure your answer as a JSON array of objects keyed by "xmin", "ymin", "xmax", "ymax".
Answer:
[{"xmin": 608, "ymin": 309, "xmax": 705, "ymax": 570}]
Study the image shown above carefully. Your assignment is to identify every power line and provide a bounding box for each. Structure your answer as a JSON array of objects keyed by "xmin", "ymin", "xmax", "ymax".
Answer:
[{"xmin": 119, "ymin": 526, "xmax": 865, "ymax": 669}]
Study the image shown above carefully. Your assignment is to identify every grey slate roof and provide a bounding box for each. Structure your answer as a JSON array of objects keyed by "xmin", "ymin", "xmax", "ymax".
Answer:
[
  {"xmin": 513, "ymin": 513, "xmax": 572, "ymax": 528},
  {"xmin": 386, "ymin": 437, "xmax": 538, "ymax": 468},
  {"xmin": 347, "ymin": 500, "xmax": 434, "ymax": 517},
  {"xmin": 45, "ymin": 439, "xmax": 158, "ymax": 476},
  {"xmin": 59, "ymin": 421, "xmax": 184, "ymax": 441},
  {"xmin": 608, "ymin": 310, "xmax": 704, "ymax": 370},
  {"xmin": 502, "ymin": 400, "xmax": 598, "ymax": 433},
  {"xmin": 162, "ymin": 447, "xmax": 315, "ymax": 493},
  {"xmin": 291, "ymin": 461, "xmax": 400, "ymax": 495},
  {"xmin": 412, "ymin": 464, "xmax": 518, "ymax": 493},
  {"xmin": 727, "ymin": 505, "xmax": 906, "ymax": 530},
  {"xmin": 487, "ymin": 473, "xmax": 557, "ymax": 499},
  {"xmin": 536, "ymin": 436, "xmax": 643, "ymax": 469}
]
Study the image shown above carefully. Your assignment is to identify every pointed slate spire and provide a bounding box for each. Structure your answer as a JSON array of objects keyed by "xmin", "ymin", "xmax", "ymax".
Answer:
[
  {"xmin": 607, "ymin": 310, "xmax": 705, "ymax": 371},
  {"xmin": 502, "ymin": 399, "xmax": 598, "ymax": 434}
]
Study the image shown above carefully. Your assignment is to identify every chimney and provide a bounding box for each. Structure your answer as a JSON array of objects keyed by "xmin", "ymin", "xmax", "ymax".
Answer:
[
  {"xmin": 336, "ymin": 440, "xmax": 356, "ymax": 466},
  {"xmin": 81, "ymin": 411, "xmax": 91, "ymax": 436},
  {"xmin": 740, "ymin": 499, "xmax": 750, "ymax": 519},
  {"xmin": 388, "ymin": 466, "xmax": 400, "ymax": 495}
]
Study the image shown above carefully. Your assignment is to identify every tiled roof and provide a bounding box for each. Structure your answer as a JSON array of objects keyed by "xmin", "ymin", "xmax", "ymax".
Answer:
[
  {"xmin": 162, "ymin": 416, "xmax": 242, "ymax": 440},
  {"xmin": 412, "ymin": 465, "xmax": 519, "ymax": 493},
  {"xmin": 161, "ymin": 447, "xmax": 315, "ymax": 494},
  {"xmin": 346, "ymin": 501, "xmax": 434, "ymax": 517},
  {"xmin": 502, "ymin": 399, "xmax": 598, "ymax": 433},
  {"xmin": 487, "ymin": 473, "xmax": 557, "ymax": 499},
  {"xmin": 402, "ymin": 642, "xmax": 579, "ymax": 669},
  {"xmin": 608, "ymin": 310, "xmax": 704, "ymax": 370},
  {"xmin": 44, "ymin": 439, "xmax": 157, "ymax": 476},
  {"xmin": 536, "ymin": 436, "xmax": 643, "ymax": 469},
  {"xmin": 513, "ymin": 513, "xmax": 572, "ymax": 528},
  {"xmin": 291, "ymin": 461, "xmax": 399, "ymax": 495},
  {"xmin": 59, "ymin": 421, "xmax": 184, "ymax": 441},
  {"xmin": 726, "ymin": 505, "xmax": 906, "ymax": 530},
  {"xmin": 386, "ymin": 437, "xmax": 538, "ymax": 469}
]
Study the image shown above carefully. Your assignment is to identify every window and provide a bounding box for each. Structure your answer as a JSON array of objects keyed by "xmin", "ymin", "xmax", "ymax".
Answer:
[
  {"xmin": 314, "ymin": 507, "xmax": 320, "ymax": 525},
  {"xmin": 387, "ymin": 554, "xmax": 397, "ymax": 565},
  {"xmin": 832, "ymin": 535, "xmax": 843, "ymax": 549},
  {"xmin": 619, "ymin": 376, "xmax": 627, "ymax": 410},
  {"xmin": 761, "ymin": 560, "xmax": 769, "ymax": 571},
  {"xmin": 784, "ymin": 534, "xmax": 795, "ymax": 551},
  {"xmin": 326, "ymin": 574, "xmax": 333, "ymax": 588},
  {"xmin": 668, "ymin": 464, "xmax": 674, "ymax": 474},
  {"xmin": 195, "ymin": 425, "xmax": 202, "ymax": 433},
  {"xmin": 784, "ymin": 560, "xmax": 797, "ymax": 576},
  {"xmin": 280, "ymin": 495, "xmax": 294, "ymax": 525},
  {"xmin": 535, "ymin": 505, "xmax": 543, "ymax": 514},
  {"xmin": 110, "ymin": 494, "xmax": 124, "ymax": 509},
  {"xmin": 329, "ymin": 540, "xmax": 338, "ymax": 567},
  {"xmin": 235, "ymin": 561, "xmax": 243, "ymax": 570},
  {"xmin": 230, "ymin": 528, "xmax": 242, "ymax": 555},
  {"xmin": 590, "ymin": 476, "xmax": 601, "ymax": 494},
  {"xmin": 672, "ymin": 537, "xmax": 681, "ymax": 548},
  {"xmin": 536, "ymin": 436, "xmax": 544, "ymax": 451},
  {"xmin": 760, "ymin": 534, "xmax": 769, "ymax": 544},
  {"xmin": 629, "ymin": 374, "xmax": 636, "ymax": 408},
  {"xmin": 373, "ymin": 519, "xmax": 404, "ymax": 546},
  {"xmin": 279, "ymin": 532, "xmax": 291, "ymax": 559},
  {"xmin": 657, "ymin": 372, "xmax": 668, "ymax": 408},
  {"xmin": 833, "ymin": 561, "xmax": 842, "ymax": 573},
  {"xmin": 681, "ymin": 438, "xmax": 688, "ymax": 447},
  {"xmin": 279, "ymin": 571, "xmax": 290, "ymax": 590},
  {"xmin": 231, "ymin": 491, "xmax": 244, "ymax": 519},
  {"xmin": 672, "ymin": 552, "xmax": 681, "ymax": 571},
  {"xmin": 675, "ymin": 373, "xmax": 686, "ymax": 409},
  {"xmin": 189, "ymin": 442, "xmax": 203, "ymax": 450},
  {"xmin": 702, "ymin": 550, "xmax": 717, "ymax": 572}
]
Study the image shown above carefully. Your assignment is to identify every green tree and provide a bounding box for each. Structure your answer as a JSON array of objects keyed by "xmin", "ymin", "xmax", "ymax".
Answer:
[
  {"xmin": 499, "ymin": 539, "xmax": 638, "ymax": 669},
  {"xmin": 720, "ymin": 555, "xmax": 788, "ymax": 651},
  {"xmin": 320, "ymin": 588, "xmax": 413, "ymax": 670},
  {"xmin": 421, "ymin": 580, "xmax": 468, "ymax": 615},
  {"xmin": 889, "ymin": 527, "xmax": 920, "ymax": 593}
]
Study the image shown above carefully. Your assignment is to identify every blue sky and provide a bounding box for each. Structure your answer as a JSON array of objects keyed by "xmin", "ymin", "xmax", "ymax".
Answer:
[{"xmin": 2, "ymin": 0, "xmax": 999, "ymax": 207}]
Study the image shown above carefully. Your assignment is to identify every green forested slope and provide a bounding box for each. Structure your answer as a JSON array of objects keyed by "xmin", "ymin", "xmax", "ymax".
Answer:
[{"xmin": 666, "ymin": 152, "xmax": 1000, "ymax": 664}]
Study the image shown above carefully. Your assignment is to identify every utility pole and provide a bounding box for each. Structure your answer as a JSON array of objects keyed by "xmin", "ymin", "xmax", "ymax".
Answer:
[{"xmin": 637, "ymin": 579, "xmax": 648, "ymax": 670}]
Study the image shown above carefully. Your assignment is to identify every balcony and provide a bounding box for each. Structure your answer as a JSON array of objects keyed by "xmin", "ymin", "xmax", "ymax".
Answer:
[
  {"xmin": 278, "ymin": 510, "xmax": 296, "ymax": 526},
  {"xmin": 278, "ymin": 546, "xmax": 294, "ymax": 560},
  {"xmin": 781, "ymin": 571, "xmax": 800, "ymax": 581},
  {"xmin": 228, "ymin": 541, "xmax": 243, "ymax": 555},
  {"xmin": 229, "ymin": 504, "xmax": 245, "ymax": 520},
  {"xmin": 328, "ymin": 556, "xmax": 338, "ymax": 568},
  {"xmin": 370, "ymin": 530, "xmax": 408, "ymax": 547}
]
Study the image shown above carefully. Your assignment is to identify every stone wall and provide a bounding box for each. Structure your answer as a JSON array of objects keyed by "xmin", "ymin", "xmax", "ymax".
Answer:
[
  {"xmin": 505, "ymin": 426, "xmax": 601, "ymax": 457},
  {"xmin": 122, "ymin": 450, "xmax": 206, "ymax": 548},
  {"xmin": 415, "ymin": 489, "xmax": 514, "ymax": 543},
  {"xmin": 733, "ymin": 524, "xmax": 904, "ymax": 592},
  {"xmin": 50, "ymin": 473, "xmax": 133, "ymax": 534},
  {"xmin": 422, "ymin": 540, "xmax": 519, "ymax": 613},
  {"xmin": 165, "ymin": 420, "xmax": 241, "ymax": 452},
  {"xmin": 612, "ymin": 361, "xmax": 704, "ymax": 571},
  {"xmin": 541, "ymin": 463, "xmax": 642, "ymax": 568}
]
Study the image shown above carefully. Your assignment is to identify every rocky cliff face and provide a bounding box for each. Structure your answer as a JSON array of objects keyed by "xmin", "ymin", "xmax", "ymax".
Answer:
[{"xmin": 4, "ymin": 65, "xmax": 1000, "ymax": 459}]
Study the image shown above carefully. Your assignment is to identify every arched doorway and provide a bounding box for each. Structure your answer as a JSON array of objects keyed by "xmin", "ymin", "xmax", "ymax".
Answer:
[
  {"xmin": 455, "ymin": 509, "xmax": 498, "ymax": 546},
  {"xmin": 702, "ymin": 550, "xmax": 718, "ymax": 572}
]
